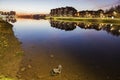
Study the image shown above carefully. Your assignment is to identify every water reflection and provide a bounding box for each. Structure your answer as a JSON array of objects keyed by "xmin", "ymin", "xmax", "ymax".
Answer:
[
  {"xmin": 3, "ymin": 16, "xmax": 17, "ymax": 23},
  {"xmin": 0, "ymin": 22, "xmax": 23, "ymax": 79},
  {"xmin": 78, "ymin": 23, "xmax": 120, "ymax": 36},
  {"xmin": 50, "ymin": 20, "xmax": 76, "ymax": 31},
  {"xmin": 50, "ymin": 20, "xmax": 120, "ymax": 36},
  {"xmin": 8, "ymin": 19, "xmax": 120, "ymax": 80}
]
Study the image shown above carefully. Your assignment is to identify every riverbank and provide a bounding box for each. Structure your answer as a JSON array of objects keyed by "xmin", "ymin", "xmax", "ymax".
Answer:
[
  {"xmin": 0, "ymin": 18, "xmax": 23, "ymax": 80},
  {"xmin": 46, "ymin": 17, "xmax": 120, "ymax": 24},
  {"xmin": 0, "ymin": 18, "xmax": 13, "ymax": 27}
]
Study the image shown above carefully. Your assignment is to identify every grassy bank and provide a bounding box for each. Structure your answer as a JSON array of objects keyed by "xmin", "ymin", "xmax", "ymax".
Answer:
[
  {"xmin": 0, "ymin": 75, "xmax": 14, "ymax": 80},
  {"xmin": 0, "ymin": 19, "xmax": 13, "ymax": 27},
  {"xmin": 46, "ymin": 17, "xmax": 120, "ymax": 24},
  {"xmin": 0, "ymin": 18, "xmax": 2, "ymax": 21}
]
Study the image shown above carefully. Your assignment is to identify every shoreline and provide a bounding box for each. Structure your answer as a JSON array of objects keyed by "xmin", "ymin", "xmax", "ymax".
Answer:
[
  {"xmin": 46, "ymin": 17, "xmax": 120, "ymax": 24},
  {"xmin": 0, "ymin": 19, "xmax": 13, "ymax": 27}
]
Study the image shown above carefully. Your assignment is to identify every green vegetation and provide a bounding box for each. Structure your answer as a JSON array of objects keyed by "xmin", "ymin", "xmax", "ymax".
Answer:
[
  {"xmin": 47, "ymin": 17, "xmax": 120, "ymax": 24},
  {"xmin": 15, "ymin": 51, "xmax": 24, "ymax": 57},
  {"xmin": 0, "ymin": 75, "xmax": 14, "ymax": 80},
  {"xmin": 48, "ymin": 5, "xmax": 120, "ymax": 23},
  {"xmin": 0, "ymin": 18, "xmax": 2, "ymax": 21},
  {"xmin": 0, "ymin": 20, "xmax": 13, "ymax": 28},
  {"xmin": 0, "ymin": 22, "xmax": 23, "ymax": 80}
]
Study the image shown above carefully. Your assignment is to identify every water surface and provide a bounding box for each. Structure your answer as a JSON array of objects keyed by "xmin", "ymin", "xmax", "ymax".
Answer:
[{"xmin": 1, "ymin": 19, "xmax": 120, "ymax": 80}]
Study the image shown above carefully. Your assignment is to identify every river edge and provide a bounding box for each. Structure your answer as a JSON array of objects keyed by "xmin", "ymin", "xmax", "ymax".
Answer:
[
  {"xmin": 46, "ymin": 17, "xmax": 120, "ymax": 24},
  {"xmin": 0, "ymin": 18, "xmax": 120, "ymax": 80},
  {"xmin": 0, "ymin": 18, "xmax": 23, "ymax": 80},
  {"xmin": 0, "ymin": 19, "xmax": 13, "ymax": 27}
]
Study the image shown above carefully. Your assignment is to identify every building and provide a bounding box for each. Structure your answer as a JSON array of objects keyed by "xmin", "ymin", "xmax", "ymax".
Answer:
[
  {"xmin": 77, "ymin": 9, "xmax": 105, "ymax": 18},
  {"xmin": 50, "ymin": 6, "xmax": 77, "ymax": 17},
  {"xmin": 50, "ymin": 5, "xmax": 119, "ymax": 18}
]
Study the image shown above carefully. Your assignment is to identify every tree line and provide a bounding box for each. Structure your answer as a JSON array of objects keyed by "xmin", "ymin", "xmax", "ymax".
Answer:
[{"xmin": 50, "ymin": 5, "xmax": 120, "ymax": 18}]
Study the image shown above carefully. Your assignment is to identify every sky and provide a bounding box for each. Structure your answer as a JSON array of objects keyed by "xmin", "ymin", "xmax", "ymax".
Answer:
[{"xmin": 0, "ymin": 0, "xmax": 119, "ymax": 14}]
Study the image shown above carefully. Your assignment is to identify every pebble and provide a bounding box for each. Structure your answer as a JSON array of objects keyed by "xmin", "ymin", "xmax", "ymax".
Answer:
[
  {"xmin": 16, "ymin": 74, "xmax": 21, "ymax": 78},
  {"xmin": 28, "ymin": 65, "xmax": 32, "ymax": 68},
  {"xmin": 19, "ymin": 42, "xmax": 22, "ymax": 44},
  {"xmin": 50, "ymin": 54, "xmax": 54, "ymax": 58},
  {"xmin": 37, "ymin": 75, "xmax": 43, "ymax": 79},
  {"xmin": 106, "ymin": 76, "xmax": 110, "ymax": 79},
  {"xmin": 21, "ymin": 67, "xmax": 26, "ymax": 72},
  {"xmin": 51, "ymin": 64, "xmax": 62, "ymax": 76}
]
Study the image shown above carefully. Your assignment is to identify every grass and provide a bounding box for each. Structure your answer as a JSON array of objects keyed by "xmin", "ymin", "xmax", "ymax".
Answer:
[
  {"xmin": 46, "ymin": 17, "xmax": 120, "ymax": 24},
  {"xmin": 0, "ymin": 19, "xmax": 13, "ymax": 27},
  {"xmin": 0, "ymin": 18, "xmax": 2, "ymax": 21},
  {"xmin": 0, "ymin": 75, "xmax": 14, "ymax": 80}
]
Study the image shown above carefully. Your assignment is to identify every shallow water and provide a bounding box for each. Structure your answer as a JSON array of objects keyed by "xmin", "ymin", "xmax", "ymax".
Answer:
[{"xmin": 0, "ymin": 19, "xmax": 120, "ymax": 80}]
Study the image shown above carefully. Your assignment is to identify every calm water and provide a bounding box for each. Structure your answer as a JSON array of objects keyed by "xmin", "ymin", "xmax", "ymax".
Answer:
[{"xmin": 0, "ymin": 19, "xmax": 120, "ymax": 80}]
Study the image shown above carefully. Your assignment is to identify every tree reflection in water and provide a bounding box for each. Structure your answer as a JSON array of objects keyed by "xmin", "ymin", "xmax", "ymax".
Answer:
[
  {"xmin": 0, "ymin": 21, "xmax": 23, "ymax": 79},
  {"xmin": 50, "ymin": 20, "xmax": 77, "ymax": 31},
  {"xmin": 2, "ymin": 16, "xmax": 17, "ymax": 23},
  {"xmin": 50, "ymin": 20, "xmax": 120, "ymax": 36}
]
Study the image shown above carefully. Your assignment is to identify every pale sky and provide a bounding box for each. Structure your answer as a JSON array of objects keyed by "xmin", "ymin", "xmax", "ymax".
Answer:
[{"xmin": 0, "ymin": 0, "xmax": 119, "ymax": 14}]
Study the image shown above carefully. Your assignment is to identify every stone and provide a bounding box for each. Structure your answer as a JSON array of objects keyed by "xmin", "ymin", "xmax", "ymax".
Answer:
[
  {"xmin": 28, "ymin": 65, "xmax": 32, "ymax": 68},
  {"xmin": 106, "ymin": 76, "xmax": 110, "ymax": 79},
  {"xmin": 51, "ymin": 65, "xmax": 62, "ymax": 76},
  {"xmin": 50, "ymin": 54, "xmax": 54, "ymax": 58},
  {"xmin": 20, "ymin": 67, "xmax": 26, "ymax": 72},
  {"xmin": 16, "ymin": 74, "xmax": 21, "ymax": 78}
]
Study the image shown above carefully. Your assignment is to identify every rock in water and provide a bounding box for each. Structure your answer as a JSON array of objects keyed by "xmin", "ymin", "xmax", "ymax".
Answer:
[
  {"xmin": 51, "ymin": 65, "xmax": 62, "ymax": 76},
  {"xmin": 28, "ymin": 64, "xmax": 32, "ymax": 68},
  {"xmin": 50, "ymin": 54, "xmax": 54, "ymax": 58},
  {"xmin": 58, "ymin": 65, "xmax": 62, "ymax": 70},
  {"xmin": 20, "ymin": 67, "xmax": 26, "ymax": 72}
]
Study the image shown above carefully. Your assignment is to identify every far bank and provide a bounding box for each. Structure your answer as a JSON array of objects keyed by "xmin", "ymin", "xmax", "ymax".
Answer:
[{"xmin": 46, "ymin": 17, "xmax": 120, "ymax": 24}]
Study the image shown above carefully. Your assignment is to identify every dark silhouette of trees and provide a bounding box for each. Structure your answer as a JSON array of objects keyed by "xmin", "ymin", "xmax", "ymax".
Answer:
[
  {"xmin": 50, "ymin": 20, "xmax": 76, "ymax": 31},
  {"xmin": 105, "ymin": 5, "xmax": 120, "ymax": 18},
  {"xmin": 50, "ymin": 4, "xmax": 120, "ymax": 18},
  {"xmin": 77, "ymin": 9, "xmax": 104, "ymax": 18},
  {"xmin": 50, "ymin": 20, "xmax": 120, "ymax": 36},
  {"xmin": 50, "ymin": 6, "xmax": 77, "ymax": 17}
]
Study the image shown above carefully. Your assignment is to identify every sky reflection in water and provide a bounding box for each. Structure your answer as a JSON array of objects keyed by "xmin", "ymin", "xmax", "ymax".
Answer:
[{"xmin": 11, "ymin": 19, "xmax": 120, "ymax": 80}]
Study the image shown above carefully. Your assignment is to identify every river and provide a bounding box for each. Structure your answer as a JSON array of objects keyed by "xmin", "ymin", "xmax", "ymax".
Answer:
[{"xmin": 0, "ymin": 19, "xmax": 120, "ymax": 80}]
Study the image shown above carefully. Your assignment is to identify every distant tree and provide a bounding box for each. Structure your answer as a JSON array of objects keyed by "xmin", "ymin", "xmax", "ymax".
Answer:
[
  {"xmin": 115, "ymin": 5, "xmax": 120, "ymax": 12},
  {"xmin": 10, "ymin": 11, "xmax": 16, "ymax": 15},
  {"xmin": 106, "ymin": 4, "xmax": 120, "ymax": 18},
  {"xmin": 118, "ymin": 0, "xmax": 120, "ymax": 4}
]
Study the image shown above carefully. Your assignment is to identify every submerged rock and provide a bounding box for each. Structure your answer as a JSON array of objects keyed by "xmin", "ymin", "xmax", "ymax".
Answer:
[
  {"xmin": 51, "ymin": 65, "xmax": 62, "ymax": 76},
  {"xmin": 20, "ymin": 67, "xmax": 26, "ymax": 72},
  {"xmin": 50, "ymin": 54, "xmax": 54, "ymax": 58},
  {"xmin": 28, "ymin": 64, "xmax": 32, "ymax": 69}
]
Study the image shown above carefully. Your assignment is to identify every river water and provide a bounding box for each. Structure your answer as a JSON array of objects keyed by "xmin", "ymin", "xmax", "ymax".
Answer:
[{"xmin": 0, "ymin": 19, "xmax": 120, "ymax": 80}]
